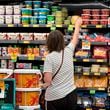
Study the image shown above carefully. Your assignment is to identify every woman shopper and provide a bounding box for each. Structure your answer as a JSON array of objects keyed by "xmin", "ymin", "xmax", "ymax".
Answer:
[{"xmin": 42, "ymin": 17, "xmax": 82, "ymax": 110}]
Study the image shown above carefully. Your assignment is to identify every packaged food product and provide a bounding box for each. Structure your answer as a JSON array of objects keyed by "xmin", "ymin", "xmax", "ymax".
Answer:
[
  {"xmin": 0, "ymin": 6, "xmax": 5, "ymax": 15},
  {"xmin": 0, "ymin": 15, "xmax": 4, "ymax": 24},
  {"xmin": 13, "ymin": 5, "xmax": 21, "ymax": 15},
  {"xmin": 25, "ymin": 1, "xmax": 32, "ymax": 9},
  {"xmin": 100, "ymin": 19, "xmax": 108, "ymax": 25},
  {"xmin": 93, "ymin": 47, "xmax": 107, "ymax": 59},
  {"xmin": 93, "ymin": 76, "xmax": 108, "ymax": 88},
  {"xmin": 84, "ymin": 76, "xmax": 93, "ymax": 87},
  {"xmin": 38, "ymin": 16, "xmax": 46, "ymax": 24},
  {"xmin": 13, "ymin": 15, "xmax": 21, "ymax": 24},
  {"xmin": 92, "ymin": 9, "xmax": 100, "ymax": 15},
  {"xmin": 5, "ymin": 15, "xmax": 13, "ymax": 24},
  {"xmin": 92, "ymin": 15, "xmax": 100, "ymax": 19},
  {"xmin": 90, "ymin": 19, "xmax": 99, "ymax": 25},
  {"xmin": 91, "ymin": 64, "xmax": 100, "ymax": 73},
  {"xmin": 83, "ymin": 9, "xmax": 91, "ymax": 14},
  {"xmin": 83, "ymin": 19, "xmax": 90, "ymax": 25},
  {"xmin": 33, "ymin": 1, "xmax": 41, "ymax": 8},
  {"xmin": 81, "ymin": 14, "xmax": 91, "ymax": 19},
  {"xmin": 5, "ymin": 5, "xmax": 13, "ymax": 15},
  {"xmin": 21, "ymin": 8, "xmax": 32, "ymax": 16},
  {"xmin": 101, "ymin": 9, "xmax": 109, "ymax": 15}
]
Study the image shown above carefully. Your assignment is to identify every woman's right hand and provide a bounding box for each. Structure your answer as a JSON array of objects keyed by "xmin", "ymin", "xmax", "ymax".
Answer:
[{"xmin": 75, "ymin": 17, "xmax": 82, "ymax": 28}]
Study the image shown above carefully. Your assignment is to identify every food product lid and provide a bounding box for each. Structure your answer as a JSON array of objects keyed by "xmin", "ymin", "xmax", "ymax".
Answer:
[{"xmin": 14, "ymin": 69, "xmax": 41, "ymax": 74}]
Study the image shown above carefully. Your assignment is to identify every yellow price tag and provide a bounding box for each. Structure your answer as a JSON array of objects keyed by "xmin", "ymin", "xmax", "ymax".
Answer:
[
  {"xmin": 83, "ymin": 59, "xmax": 89, "ymax": 62},
  {"xmin": 96, "ymin": 25, "xmax": 102, "ymax": 28},
  {"xmin": 46, "ymin": 24, "xmax": 51, "ymax": 27},
  {"xmin": 94, "ymin": 72, "xmax": 100, "ymax": 75},
  {"xmin": 83, "ymin": 72, "xmax": 89, "ymax": 75},
  {"xmin": 28, "ymin": 54, "xmax": 35, "ymax": 60},
  {"xmin": 56, "ymin": 25, "xmax": 62, "ymax": 27},
  {"xmin": 33, "ymin": 24, "xmax": 39, "ymax": 27},
  {"xmin": 86, "ymin": 108, "xmax": 92, "ymax": 110},
  {"xmin": 97, "ymin": 59, "xmax": 104, "ymax": 62},
  {"xmin": 98, "ymin": 88, "xmax": 105, "ymax": 90},
  {"xmin": 42, "ymin": 57, "xmax": 46, "ymax": 61},
  {"xmin": 81, "ymin": 25, "xmax": 87, "ymax": 28},
  {"xmin": 23, "ymin": 24, "xmax": 29, "ymax": 27},
  {"xmin": 8, "ymin": 24, "xmax": 14, "ymax": 27},
  {"xmin": 23, "ymin": 41, "xmax": 30, "ymax": 44},
  {"xmin": 73, "ymin": 59, "xmax": 77, "ymax": 62}
]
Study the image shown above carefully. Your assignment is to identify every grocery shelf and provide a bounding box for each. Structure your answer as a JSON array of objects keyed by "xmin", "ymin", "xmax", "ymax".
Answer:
[
  {"xmin": 75, "ymin": 72, "xmax": 107, "ymax": 76},
  {"xmin": 77, "ymin": 87, "xmax": 106, "ymax": 91},
  {"xmin": 19, "ymin": 40, "xmax": 46, "ymax": 45},
  {"xmin": 0, "ymin": 56, "xmax": 11, "ymax": 60},
  {"xmin": 0, "ymin": 24, "xmax": 17, "ymax": 27},
  {"xmin": 91, "ymin": 42, "xmax": 107, "ymax": 45},
  {"xmin": 73, "ymin": 58, "xmax": 107, "ymax": 63},
  {"xmin": 0, "ymin": 24, "xmax": 108, "ymax": 29},
  {"xmin": 0, "ymin": 40, "xmax": 18, "ymax": 44}
]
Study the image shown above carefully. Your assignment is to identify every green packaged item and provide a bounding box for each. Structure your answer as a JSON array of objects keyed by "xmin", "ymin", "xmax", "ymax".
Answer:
[
  {"xmin": 47, "ymin": 15, "xmax": 55, "ymax": 24},
  {"xmin": 38, "ymin": 16, "xmax": 46, "ymax": 24},
  {"xmin": 25, "ymin": 1, "xmax": 32, "ymax": 9},
  {"xmin": 64, "ymin": 20, "xmax": 70, "ymax": 25},
  {"xmin": 30, "ymin": 16, "xmax": 37, "ymax": 24},
  {"xmin": 55, "ymin": 11, "xmax": 62, "ymax": 17},
  {"xmin": 51, "ymin": 6, "xmax": 60, "ymax": 12},
  {"xmin": 33, "ymin": 1, "xmax": 41, "ymax": 8},
  {"xmin": 21, "ymin": 16, "xmax": 30, "ymax": 24},
  {"xmin": 21, "ymin": 8, "xmax": 32, "ymax": 16}
]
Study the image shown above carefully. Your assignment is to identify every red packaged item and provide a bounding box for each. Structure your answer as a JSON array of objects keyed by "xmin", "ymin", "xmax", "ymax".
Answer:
[
  {"xmin": 108, "ymin": 17, "xmax": 110, "ymax": 25},
  {"xmin": 92, "ymin": 9, "xmax": 100, "ymax": 15},
  {"xmin": 81, "ymin": 14, "xmax": 91, "ymax": 19},
  {"xmin": 82, "ymin": 19, "xmax": 90, "ymax": 25},
  {"xmin": 101, "ymin": 15, "xmax": 109, "ymax": 19},
  {"xmin": 93, "ymin": 47, "xmax": 107, "ymax": 59},
  {"xmin": 100, "ymin": 19, "xmax": 108, "ymax": 25},
  {"xmin": 92, "ymin": 15, "xmax": 100, "ymax": 19},
  {"xmin": 101, "ymin": 9, "xmax": 109, "ymax": 15},
  {"xmin": 83, "ymin": 9, "xmax": 91, "ymax": 14},
  {"xmin": 90, "ymin": 19, "xmax": 99, "ymax": 25}
]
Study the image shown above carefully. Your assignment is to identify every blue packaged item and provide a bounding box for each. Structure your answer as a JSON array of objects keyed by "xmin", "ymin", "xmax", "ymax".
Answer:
[
  {"xmin": 38, "ymin": 8, "xmax": 49, "ymax": 16},
  {"xmin": 42, "ymin": 2, "xmax": 49, "ymax": 8},
  {"xmin": 33, "ymin": 1, "xmax": 41, "ymax": 8},
  {"xmin": 33, "ymin": 8, "xmax": 39, "ymax": 16},
  {"xmin": 24, "ymin": 1, "xmax": 32, "ymax": 9},
  {"xmin": 38, "ymin": 16, "xmax": 46, "ymax": 24}
]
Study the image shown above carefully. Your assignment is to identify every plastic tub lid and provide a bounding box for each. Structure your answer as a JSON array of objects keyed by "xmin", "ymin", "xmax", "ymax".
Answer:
[
  {"xmin": 14, "ymin": 69, "xmax": 41, "ymax": 74},
  {"xmin": 38, "ymin": 16, "xmax": 46, "ymax": 19},
  {"xmin": 0, "ymin": 69, "xmax": 13, "ymax": 73}
]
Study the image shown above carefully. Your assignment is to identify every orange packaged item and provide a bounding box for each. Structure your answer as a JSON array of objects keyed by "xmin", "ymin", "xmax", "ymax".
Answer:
[
  {"xmin": 84, "ymin": 76, "xmax": 93, "ymax": 88},
  {"xmin": 33, "ymin": 46, "xmax": 40, "ymax": 57},
  {"xmin": 16, "ymin": 89, "xmax": 40, "ymax": 106},
  {"xmin": 14, "ymin": 69, "xmax": 42, "ymax": 88},
  {"xmin": 93, "ymin": 76, "xmax": 108, "ymax": 88},
  {"xmin": 74, "ymin": 75, "xmax": 85, "ymax": 88}
]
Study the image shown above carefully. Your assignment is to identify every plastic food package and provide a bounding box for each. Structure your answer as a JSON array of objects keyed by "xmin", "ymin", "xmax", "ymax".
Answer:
[
  {"xmin": 93, "ymin": 47, "xmax": 107, "ymax": 59},
  {"xmin": 84, "ymin": 76, "xmax": 93, "ymax": 88},
  {"xmin": 91, "ymin": 64, "xmax": 100, "ymax": 73},
  {"xmin": 93, "ymin": 76, "xmax": 108, "ymax": 88}
]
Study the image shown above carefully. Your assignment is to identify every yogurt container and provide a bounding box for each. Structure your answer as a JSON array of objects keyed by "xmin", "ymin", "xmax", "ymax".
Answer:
[
  {"xmin": 21, "ymin": 16, "xmax": 30, "ymax": 24},
  {"xmin": 5, "ymin": 15, "xmax": 13, "ymax": 24},
  {"xmin": 25, "ymin": 1, "xmax": 32, "ymax": 9},
  {"xmin": 33, "ymin": 8, "xmax": 39, "ymax": 16},
  {"xmin": 38, "ymin": 8, "xmax": 49, "ymax": 16},
  {"xmin": 47, "ymin": 15, "xmax": 55, "ymax": 24},
  {"xmin": 13, "ymin": 15, "xmax": 21, "ymax": 24},
  {"xmin": 0, "ymin": 6, "xmax": 5, "ymax": 15},
  {"xmin": 0, "ymin": 15, "xmax": 4, "ymax": 24},
  {"xmin": 30, "ymin": 16, "xmax": 37, "ymax": 24},
  {"xmin": 13, "ymin": 5, "xmax": 21, "ymax": 15},
  {"xmin": 38, "ymin": 16, "xmax": 46, "ymax": 24},
  {"xmin": 33, "ymin": 1, "xmax": 41, "ymax": 8},
  {"xmin": 21, "ymin": 8, "xmax": 32, "ymax": 16},
  {"xmin": 42, "ymin": 2, "xmax": 49, "ymax": 8},
  {"xmin": 5, "ymin": 5, "xmax": 13, "ymax": 15}
]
